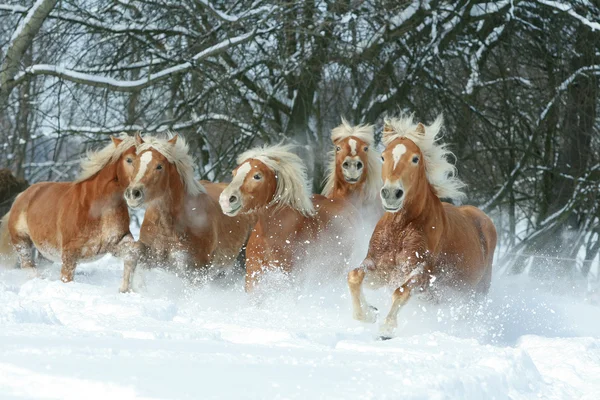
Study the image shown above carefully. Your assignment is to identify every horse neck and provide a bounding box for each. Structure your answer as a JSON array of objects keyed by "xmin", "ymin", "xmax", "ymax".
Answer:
[
  {"xmin": 331, "ymin": 176, "xmax": 365, "ymax": 207},
  {"xmin": 77, "ymin": 161, "xmax": 125, "ymax": 207},
  {"xmin": 148, "ymin": 176, "xmax": 188, "ymax": 229},
  {"xmin": 393, "ymin": 178, "xmax": 445, "ymax": 229}
]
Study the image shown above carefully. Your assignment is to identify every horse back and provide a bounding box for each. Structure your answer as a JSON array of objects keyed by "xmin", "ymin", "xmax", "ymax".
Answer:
[
  {"xmin": 8, "ymin": 182, "xmax": 72, "ymax": 256},
  {"xmin": 440, "ymin": 203, "xmax": 496, "ymax": 288}
]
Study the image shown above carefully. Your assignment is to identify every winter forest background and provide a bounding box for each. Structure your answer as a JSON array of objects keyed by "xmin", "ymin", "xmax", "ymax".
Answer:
[{"xmin": 0, "ymin": 0, "xmax": 599, "ymax": 286}]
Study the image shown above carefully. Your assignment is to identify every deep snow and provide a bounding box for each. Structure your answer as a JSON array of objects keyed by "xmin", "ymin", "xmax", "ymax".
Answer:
[{"xmin": 1, "ymin": 253, "xmax": 600, "ymax": 399}]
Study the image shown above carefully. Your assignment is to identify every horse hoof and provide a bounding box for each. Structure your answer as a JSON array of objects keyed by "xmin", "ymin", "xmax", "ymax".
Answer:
[
  {"xmin": 354, "ymin": 306, "xmax": 378, "ymax": 323},
  {"xmin": 378, "ymin": 335, "xmax": 393, "ymax": 341}
]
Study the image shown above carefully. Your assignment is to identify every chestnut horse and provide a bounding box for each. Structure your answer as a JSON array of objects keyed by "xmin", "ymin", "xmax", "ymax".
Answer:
[
  {"xmin": 322, "ymin": 118, "xmax": 381, "ymax": 210},
  {"xmin": 0, "ymin": 135, "xmax": 138, "ymax": 286},
  {"xmin": 219, "ymin": 144, "xmax": 359, "ymax": 292},
  {"xmin": 347, "ymin": 115, "xmax": 497, "ymax": 338},
  {"xmin": 120, "ymin": 134, "xmax": 255, "ymax": 291}
]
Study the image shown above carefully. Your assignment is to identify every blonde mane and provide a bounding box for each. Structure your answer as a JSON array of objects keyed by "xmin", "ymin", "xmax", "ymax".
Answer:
[
  {"xmin": 238, "ymin": 144, "xmax": 315, "ymax": 216},
  {"xmin": 75, "ymin": 134, "xmax": 136, "ymax": 182},
  {"xmin": 383, "ymin": 114, "xmax": 466, "ymax": 201},
  {"xmin": 322, "ymin": 118, "xmax": 382, "ymax": 202},
  {"xmin": 137, "ymin": 133, "xmax": 205, "ymax": 196}
]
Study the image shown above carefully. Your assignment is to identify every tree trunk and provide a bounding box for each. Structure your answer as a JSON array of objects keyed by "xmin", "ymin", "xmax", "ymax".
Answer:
[{"xmin": 0, "ymin": 0, "xmax": 58, "ymax": 108}]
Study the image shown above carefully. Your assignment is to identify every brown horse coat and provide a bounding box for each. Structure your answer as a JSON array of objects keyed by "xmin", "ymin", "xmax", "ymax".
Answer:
[
  {"xmin": 0, "ymin": 136, "xmax": 138, "ymax": 287},
  {"xmin": 219, "ymin": 144, "xmax": 359, "ymax": 292},
  {"xmin": 120, "ymin": 134, "xmax": 255, "ymax": 291},
  {"xmin": 348, "ymin": 115, "xmax": 497, "ymax": 337}
]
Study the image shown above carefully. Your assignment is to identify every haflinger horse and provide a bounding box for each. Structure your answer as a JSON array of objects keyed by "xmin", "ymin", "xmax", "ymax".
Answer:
[
  {"xmin": 322, "ymin": 118, "xmax": 382, "ymax": 210},
  {"xmin": 219, "ymin": 144, "xmax": 359, "ymax": 292},
  {"xmin": 120, "ymin": 133, "xmax": 255, "ymax": 292},
  {"xmin": 0, "ymin": 135, "xmax": 138, "ymax": 285},
  {"xmin": 347, "ymin": 115, "xmax": 497, "ymax": 338}
]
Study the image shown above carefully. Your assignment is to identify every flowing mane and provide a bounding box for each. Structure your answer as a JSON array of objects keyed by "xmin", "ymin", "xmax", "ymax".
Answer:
[
  {"xmin": 137, "ymin": 133, "xmax": 205, "ymax": 196},
  {"xmin": 322, "ymin": 118, "xmax": 382, "ymax": 201},
  {"xmin": 75, "ymin": 134, "xmax": 136, "ymax": 182},
  {"xmin": 238, "ymin": 144, "xmax": 315, "ymax": 216},
  {"xmin": 383, "ymin": 114, "xmax": 466, "ymax": 201}
]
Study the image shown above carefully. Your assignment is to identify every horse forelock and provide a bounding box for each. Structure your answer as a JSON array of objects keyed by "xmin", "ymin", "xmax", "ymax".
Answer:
[
  {"xmin": 383, "ymin": 114, "xmax": 466, "ymax": 202},
  {"xmin": 136, "ymin": 133, "xmax": 205, "ymax": 196},
  {"xmin": 331, "ymin": 118, "xmax": 375, "ymax": 145},
  {"xmin": 237, "ymin": 144, "xmax": 315, "ymax": 216},
  {"xmin": 75, "ymin": 133, "xmax": 136, "ymax": 183}
]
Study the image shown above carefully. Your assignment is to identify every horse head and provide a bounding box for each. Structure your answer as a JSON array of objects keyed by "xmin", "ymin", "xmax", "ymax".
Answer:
[
  {"xmin": 125, "ymin": 133, "xmax": 204, "ymax": 209},
  {"xmin": 379, "ymin": 123, "xmax": 427, "ymax": 213},
  {"xmin": 110, "ymin": 136, "xmax": 137, "ymax": 190},
  {"xmin": 220, "ymin": 144, "xmax": 314, "ymax": 217},
  {"xmin": 219, "ymin": 158, "xmax": 277, "ymax": 217}
]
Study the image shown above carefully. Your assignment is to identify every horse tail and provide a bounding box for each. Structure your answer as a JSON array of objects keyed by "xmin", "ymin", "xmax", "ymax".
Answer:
[{"xmin": 0, "ymin": 212, "xmax": 17, "ymax": 267}]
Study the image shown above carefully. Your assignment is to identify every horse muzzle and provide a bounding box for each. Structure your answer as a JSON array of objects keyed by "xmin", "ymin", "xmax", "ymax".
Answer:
[
  {"xmin": 219, "ymin": 190, "xmax": 242, "ymax": 216},
  {"xmin": 125, "ymin": 186, "xmax": 145, "ymax": 209},
  {"xmin": 342, "ymin": 158, "xmax": 364, "ymax": 184},
  {"xmin": 380, "ymin": 185, "xmax": 404, "ymax": 213}
]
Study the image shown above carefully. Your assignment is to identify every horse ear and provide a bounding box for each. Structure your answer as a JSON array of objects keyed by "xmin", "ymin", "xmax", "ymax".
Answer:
[
  {"xmin": 415, "ymin": 123, "xmax": 426, "ymax": 135},
  {"xmin": 168, "ymin": 135, "xmax": 178, "ymax": 145},
  {"xmin": 135, "ymin": 132, "xmax": 144, "ymax": 145},
  {"xmin": 382, "ymin": 120, "xmax": 395, "ymax": 140},
  {"xmin": 110, "ymin": 136, "xmax": 123, "ymax": 147}
]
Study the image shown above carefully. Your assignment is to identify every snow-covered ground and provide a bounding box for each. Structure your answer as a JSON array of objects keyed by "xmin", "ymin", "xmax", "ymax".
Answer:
[{"xmin": 1, "ymin": 255, "xmax": 599, "ymax": 399}]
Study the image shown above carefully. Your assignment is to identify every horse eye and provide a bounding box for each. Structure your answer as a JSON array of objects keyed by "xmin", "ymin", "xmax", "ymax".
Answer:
[
  {"xmin": 381, "ymin": 156, "xmax": 385, "ymax": 162},
  {"xmin": 412, "ymin": 156, "xmax": 419, "ymax": 164},
  {"xmin": 253, "ymin": 174, "xmax": 261, "ymax": 180},
  {"xmin": 126, "ymin": 158, "xmax": 133, "ymax": 164},
  {"xmin": 364, "ymin": 146, "xmax": 368, "ymax": 152},
  {"xmin": 156, "ymin": 164, "xmax": 163, "ymax": 170},
  {"xmin": 336, "ymin": 146, "xmax": 341, "ymax": 152}
]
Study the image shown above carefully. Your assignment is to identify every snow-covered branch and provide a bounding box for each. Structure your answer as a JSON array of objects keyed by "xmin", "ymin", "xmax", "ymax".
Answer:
[
  {"xmin": 537, "ymin": 0, "xmax": 600, "ymax": 31},
  {"xmin": 537, "ymin": 65, "xmax": 600, "ymax": 125},
  {"xmin": 10, "ymin": 29, "xmax": 266, "ymax": 92}
]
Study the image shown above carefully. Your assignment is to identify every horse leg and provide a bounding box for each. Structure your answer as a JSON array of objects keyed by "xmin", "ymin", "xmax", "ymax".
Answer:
[
  {"xmin": 245, "ymin": 260, "xmax": 262, "ymax": 293},
  {"xmin": 14, "ymin": 237, "xmax": 37, "ymax": 277},
  {"xmin": 347, "ymin": 268, "xmax": 377, "ymax": 323},
  {"xmin": 113, "ymin": 235, "xmax": 141, "ymax": 293},
  {"xmin": 379, "ymin": 284, "xmax": 412, "ymax": 339},
  {"xmin": 60, "ymin": 254, "xmax": 77, "ymax": 283}
]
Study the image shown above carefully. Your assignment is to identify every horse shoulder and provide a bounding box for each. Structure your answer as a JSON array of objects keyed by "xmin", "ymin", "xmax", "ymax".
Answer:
[{"xmin": 201, "ymin": 181, "xmax": 227, "ymax": 201}]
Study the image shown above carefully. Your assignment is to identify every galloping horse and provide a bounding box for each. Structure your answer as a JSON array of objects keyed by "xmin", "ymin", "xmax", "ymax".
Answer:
[
  {"xmin": 347, "ymin": 115, "xmax": 497, "ymax": 337},
  {"xmin": 219, "ymin": 144, "xmax": 359, "ymax": 292},
  {"xmin": 120, "ymin": 133, "xmax": 255, "ymax": 291},
  {"xmin": 0, "ymin": 135, "xmax": 138, "ymax": 285},
  {"xmin": 322, "ymin": 118, "xmax": 381, "ymax": 209}
]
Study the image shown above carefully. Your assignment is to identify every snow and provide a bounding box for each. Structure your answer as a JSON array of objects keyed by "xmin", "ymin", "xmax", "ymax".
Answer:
[{"xmin": 1, "ymin": 251, "xmax": 599, "ymax": 399}]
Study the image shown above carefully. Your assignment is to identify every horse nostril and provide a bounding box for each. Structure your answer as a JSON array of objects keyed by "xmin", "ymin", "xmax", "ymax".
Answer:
[
  {"xmin": 356, "ymin": 162, "xmax": 363, "ymax": 170},
  {"xmin": 395, "ymin": 189, "xmax": 403, "ymax": 199},
  {"xmin": 381, "ymin": 188, "xmax": 389, "ymax": 199},
  {"xmin": 343, "ymin": 162, "xmax": 349, "ymax": 169},
  {"xmin": 229, "ymin": 195, "xmax": 238, "ymax": 204},
  {"xmin": 132, "ymin": 189, "xmax": 142, "ymax": 199}
]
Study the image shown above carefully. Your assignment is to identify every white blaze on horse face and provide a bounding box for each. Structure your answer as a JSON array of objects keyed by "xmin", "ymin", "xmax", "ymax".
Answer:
[
  {"xmin": 134, "ymin": 151, "xmax": 153, "ymax": 185},
  {"xmin": 220, "ymin": 162, "xmax": 251, "ymax": 212},
  {"xmin": 392, "ymin": 144, "xmax": 407, "ymax": 170},
  {"xmin": 349, "ymin": 139, "xmax": 357, "ymax": 156}
]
